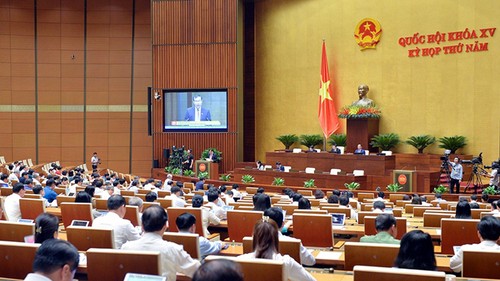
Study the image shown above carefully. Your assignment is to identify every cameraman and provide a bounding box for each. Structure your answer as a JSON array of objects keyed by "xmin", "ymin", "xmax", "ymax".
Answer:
[
  {"xmin": 485, "ymin": 162, "xmax": 499, "ymax": 190},
  {"xmin": 449, "ymin": 157, "xmax": 463, "ymax": 194}
]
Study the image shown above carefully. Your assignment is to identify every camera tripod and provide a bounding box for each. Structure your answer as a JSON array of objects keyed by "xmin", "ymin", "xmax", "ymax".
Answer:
[
  {"xmin": 436, "ymin": 160, "xmax": 451, "ymax": 187},
  {"xmin": 464, "ymin": 164, "xmax": 486, "ymax": 194}
]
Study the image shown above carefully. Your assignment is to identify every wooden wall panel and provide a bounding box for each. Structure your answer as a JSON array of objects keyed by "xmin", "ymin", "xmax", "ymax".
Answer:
[{"xmin": 152, "ymin": 0, "xmax": 238, "ymax": 173}]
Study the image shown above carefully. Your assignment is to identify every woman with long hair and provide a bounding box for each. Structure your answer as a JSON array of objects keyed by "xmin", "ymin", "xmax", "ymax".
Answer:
[
  {"xmin": 394, "ymin": 230, "xmax": 436, "ymax": 271},
  {"xmin": 34, "ymin": 213, "xmax": 59, "ymax": 243},
  {"xmin": 238, "ymin": 219, "xmax": 316, "ymax": 281},
  {"xmin": 455, "ymin": 201, "xmax": 472, "ymax": 219}
]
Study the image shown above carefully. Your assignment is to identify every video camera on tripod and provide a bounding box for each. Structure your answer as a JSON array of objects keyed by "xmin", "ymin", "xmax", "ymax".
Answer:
[
  {"xmin": 484, "ymin": 160, "xmax": 500, "ymax": 170},
  {"xmin": 461, "ymin": 152, "xmax": 483, "ymax": 165},
  {"xmin": 439, "ymin": 150, "xmax": 451, "ymax": 170}
]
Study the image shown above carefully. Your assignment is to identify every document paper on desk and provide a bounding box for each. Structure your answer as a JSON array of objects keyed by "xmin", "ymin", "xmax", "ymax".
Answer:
[{"xmin": 315, "ymin": 251, "xmax": 343, "ymax": 260}]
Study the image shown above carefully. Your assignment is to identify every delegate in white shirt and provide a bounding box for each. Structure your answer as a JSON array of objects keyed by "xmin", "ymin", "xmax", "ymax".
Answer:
[
  {"xmin": 4, "ymin": 193, "xmax": 22, "ymax": 222},
  {"xmin": 92, "ymin": 211, "xmax": 140, "ymax": 249}
]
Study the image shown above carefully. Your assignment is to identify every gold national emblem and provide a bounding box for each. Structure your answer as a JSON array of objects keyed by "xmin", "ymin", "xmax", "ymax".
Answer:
[{"xmin": 354, "ymin": 18, "xmax": 382, "ymax": 50}]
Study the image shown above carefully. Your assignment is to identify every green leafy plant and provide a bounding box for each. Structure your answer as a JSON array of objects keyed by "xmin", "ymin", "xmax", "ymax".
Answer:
[
  {"xmin": 164, "ymin": 166, "xmax": 172, "ymax": 173},
  {"xmin": 433, "ymin": 184, "xmax": 448, "ymax": 194},
  {"xmin": 370, "ymin": 133, "xmax": 400, "ymax": 151},
  {"xmin": 272, "ymin": 177, "xmax": 285, "ymax": 186},
  {"xmin": 386, "ymin": 183, "xmax": 403, "ymax": 192},
  {"xmin": 406, "ymin": 135, "xmax": 436, "ymax": 154},
  {"xmin": 200, "ymin": 148, "xmax": 223, "ymax": 163},
  {"xmin": 171, "ymin": 167, "xmax": 182, "ymax": 175},
  {"xmin": 438, "ymin": 135, "xmax": 467, "ymax": 154},
  {"xmin": 183, "ymin": 170, "xmax": 195, "ymax": 177},
  {"xmin": 299, "ymin": 134, "xmax": 323, "ymax": 148},
  {"xmin": 482, "ymin": 186, "xmax": 498, "ymax": 195},
  {"xmin": 219, "ymin": 174, "xmax": 232, "ymax": 181},
  {"xmin": 241, "ymin": 174, "xmax": 255, "ymax": 184},
  {"xmin": 276, "ymin": 134, "xmax": 299, "ymax": 150},
  {"xmin": 197, "ymin": 171, "xmax": 209, "ymax": 179},
  {"xmin": 166, "ymin": 146, "xmax": 185, "ymax": 172},
  {"xmin": 327, "ymin": 133, "xmax": 347, "ymax": 147},
  {"xmin": 303, "ymin": 179, "xmax": 316, "ymax": 188},
  {"xmin": 344, "ymin": 182, "xmax": 360, "ymax": 190}
]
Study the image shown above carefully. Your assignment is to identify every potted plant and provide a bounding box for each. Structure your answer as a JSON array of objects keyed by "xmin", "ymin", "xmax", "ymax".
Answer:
[
  {"xmin": 344, "ymin": 182, "xmax": 360, "ymax": 190},
  {"xmin": 433, "ymin": 184, "xmax": 448, "ymax": 194},
  {"xmin": 276, "ymin": 134, "xmax": 299, "ymax": 151},
  {"xmin": 299, "ymin": 134, "xmax": 323, "ymax": 149},
  {"xmin": 197, "ymin": 171, "xmax": 209, "ymax": 179},
  {"xmin": 201, "ymin": 148, "xmax": 223, "ymax": 162},
  {"xmin": 482, "ymin": 186, "xmax": 498, "ymax": 195},
  {"xmin": 183, "ymin": 170, "xmax": 195, "ymax": 177},
  {"xmin": 438, "ymin": 135, "xmax": 467, "ymax": 154},
  {"xmin": 370, "ymin": 133, "xmax": 400, "ymax": 151},
  {"xmin": 219, "ymin": 174, "xmax": 232, "ymax": 181},
  {"xmin": 386, "ymin": 183, "xmax": 403, "ymax": 192},
  {"xmin": 327, "ymin": 133, "xmax": 347, "ymax": 146},
  {"xmin": 241, "ymin": 174, "xmax": 255, "ymax": 184},
  {"xmin": 303, "ymin": 179, "xmax": 315, "ymax": 188},
  {"xmin": 405, "ymin": 135, "xmax": 436, "ymax": 154},
  {"xmin": 171, "ymin": 167, "xmax": 182, "ymax": 175},
  {"xmin": 272, "ymin": 177, "xmax": 285, "ymax": 186}
]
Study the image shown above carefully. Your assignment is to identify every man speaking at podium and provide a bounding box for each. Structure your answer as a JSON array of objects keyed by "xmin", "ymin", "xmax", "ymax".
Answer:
[{"xmin": 185, "ymin": 95, "xmax": 212, "ymax": 121}]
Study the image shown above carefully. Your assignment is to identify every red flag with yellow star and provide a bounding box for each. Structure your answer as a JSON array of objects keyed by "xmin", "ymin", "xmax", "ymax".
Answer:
[{"xmin": 318, "ymin": 42, "xmax": 340, "ymax": 138}]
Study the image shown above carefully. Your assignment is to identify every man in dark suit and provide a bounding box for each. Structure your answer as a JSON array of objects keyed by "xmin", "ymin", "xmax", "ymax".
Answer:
[
  {"xmin": 275, "ymin": 162, "xmax": 285, "ymax": 172},
  {"xmin": 185, "ymin": 95, "xmax": 212, "ymax": 121},
  {"xmin": 330, "ymin": 144, "xmax": 341, "ymax": 154}
]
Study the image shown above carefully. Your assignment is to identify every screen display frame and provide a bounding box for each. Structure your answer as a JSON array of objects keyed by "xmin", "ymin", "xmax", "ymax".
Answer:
[{"xmin": 162, "ymin": 88, "xmax": 229, "ymax": 133}]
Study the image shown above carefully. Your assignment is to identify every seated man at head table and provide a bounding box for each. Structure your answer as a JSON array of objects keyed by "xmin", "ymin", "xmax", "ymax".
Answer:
[
  {"xmin": 360, "ymin": 213, "xmax": 400, "ymax": 245},
  {"xmin": 329, "ymin": 144, "xmax": 341, "ymax": 154},
  {"xmin": 353, "ymin": 144, "xmax": 366, "ymax": 155},
  {"xmin": 24, "ymin": 239, "xmax": 80, "ymax": 281},
  {"xmin": 450, "ymin": 216, "xmax": 500, "ymax": 273},
  {"xmin": 92, "ymin": 194, "xmax": 141, "ymax": 249},
  {"xmin": 122, "ymin": 205, "xmax": 200, "ymax": 279}
]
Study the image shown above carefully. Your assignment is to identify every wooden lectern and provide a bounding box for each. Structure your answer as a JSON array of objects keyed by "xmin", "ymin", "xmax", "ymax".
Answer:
[
  {"xmin": 346, "ymin": 118, "xmax": 379, "ymax": 153},
  {"xmin": 194, "ymin": 160, "xmax": 219, "ymax": 180}
]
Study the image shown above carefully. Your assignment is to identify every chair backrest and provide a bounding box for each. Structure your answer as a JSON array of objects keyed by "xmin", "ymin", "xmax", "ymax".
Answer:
[
  {"xmin": 54, "ymin": 187, "xmax": 66, "ymax": 195},
  {"xmin": 23, "ymin": 193, "xmax": 41, "ymax": 199},
  {"xmin": 296, "ymin": 189, "xmax": 313, "ymax": 196},
  {"xmin": 330, "ymin": 168, "xmax": 341, "ymax": 175},
  {"xmin": 273, "ymin": 203, "xmax": 298, "ymax": 214},
  {"xmin": 423, "ymin": 212, "xmax": 454, "ymax": 227},
  {"xmin": 86, "ymin": 248, "xmax": 161, "ymax": 281},
  {"xmin": 388, "ymin": 193, "xmax": 405, "ymax": 203},
  {"xmin": 293, "ymin": 209, "xmax": 327, "ymax": 215},
  {"xmin": 320, "ymin": 207, "xmax": 351, "ymax": 218},
  {"xmin": 94, "ymin": 198, "xmax": 108, "ymax": 211},
  {"xmin": 67, "ymin": 226, "xmax": 115, "ymax": 251},
  {"xmin": 404, "ymin": 204, "xmax": 424, "ymax": 214},
  {"xmin": 353, "ymin": 169, "xmax": 365, "ymax": 176},
  {"xmin": 413, "ymin": 206, "xmax": 441, "ymax": 217},
  {"xmin": 183, "ymin": 182, "xmax": 195, "ymax": 190},
  {"xmin": 227, "ymin": 210, "xmax": 263, "ymax": 242},
  {"xmin": 292, "ymin": 213, "xmax": 333, "ymax": 248},
  {"xmin": 157, "ymin": 190, "xmax": 169, "ymax": 198},
  {"xmin": 345, "ymin": 242, "xmax": 400, "ymax": 270},
  {"xmin": 305, "ymin": 167, "xmax": 315, "ymax": 174},
  {"xmin": 246, "ymin": 186, "xmax": 259, "ymax": 194},
  {"xmin": 124, "ymin": 205, "xmax": 140, "ymax": 227},
  {"xmin": 357, "ymin": 211, "xmax": 384, "ymax": 224},
  {"xmin": 1, "ymin": 187, "xmax": 13, "ymax": 197},
  {"xmin": 57, "ymin": 195, "xmax": 76, "ymax": 204},
  {"xmin": 462, "ymin": 249, "xmax": 500, "ymax": 279},
  {"xmin": 0, "ymin": 241, "xmax": 39, "ymax": 279},
  {"xmin": 120, "ymin": 190, "xmax": 136, "ymax": 197},
  {"xmin": 166, "ymin": 207, "xmax": 204, "ymax": 237},
  {"xmin": 471, "ymin": 208, "xmax": 490, "ymax": 219},
  {"xmin": 162, "ymin": 231, "xmax": 201, "ymax": 260},
  {"xmin": 353, "ymin": 265, "xmax": 446, "ymax": 281},
  {"xmin": 440, "ymin": 218, "xmax": 480, "ymax": 255},
  {"xmin": 0, "ymin": 220, "xmax": 35, "ymax": 242},
  {"xmin": 242, "ymin": 236, "xmax": 301, "ymax": 263},
  {"xmin": 357, "ymin": 192, "xmax": 374, "ymax": 203},
  {"xmin": 204, "ymin": 256, "xmax": 284, "ymax": 281},
  {"xmin": 60, "ymin": 202, "xmax": 94, "ymax": 228},
  {"xmin": 363, "ymin": 216, "xmax": 407, "ymax": 240},
  {"xmin": 137, "ymin": 189, "xmax": 150, "ymax": 194},
  {"xmin": 19, "ymin": 198, "xmax": 46, "ymax": 220}
]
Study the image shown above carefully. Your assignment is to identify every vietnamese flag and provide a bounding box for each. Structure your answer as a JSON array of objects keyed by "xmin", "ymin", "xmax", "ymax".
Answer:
[{"xmin": 318, "ymin": 41, "xmax": 340, "ymax": 138}]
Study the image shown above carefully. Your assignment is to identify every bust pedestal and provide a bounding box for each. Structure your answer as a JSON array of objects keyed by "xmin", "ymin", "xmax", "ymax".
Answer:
[{"xmin": 346, "ymin": 118, "xmax": 379, "ymax": 153}]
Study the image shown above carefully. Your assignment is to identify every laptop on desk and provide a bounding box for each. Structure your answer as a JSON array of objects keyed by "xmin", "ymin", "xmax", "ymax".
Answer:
[{"xmin": 331, "ymin": 213, "xmax": 346, "ymax": 229}]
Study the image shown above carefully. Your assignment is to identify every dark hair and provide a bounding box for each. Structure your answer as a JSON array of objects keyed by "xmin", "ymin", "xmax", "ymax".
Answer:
[
  {"xmin": 33, "ymin": 239, "xmax": 79, "ymax": 275},
  {"xmin": 24, "ymin": 178, "xmax": 33, "ymax": 185},
  {"xmin": 435, "ymin": 193, "xmax": 442, "ymax": 199},
  {"xmin": 46, "ymin": 179, "xmax": 56, "ymax": 187},
  {"xmin": 253, "ymin": 193, "xmax": 271, "ymax": 212},
  {"xmin": 34, "ymin": 213, "xmax": 59, "ymax": 243},
  {"xmin": 32, "ymin": 185, "xmax": 43, "ymax": 195},
  {"xmin": 327, "ymin": 194, "xmax": 339, "ymax": 204},
  {"xmin": 192, "ymin": 259, "xmax": 243, "ymax": 281},
  {"xmin": 455, "ymin": 201, "xmax": 472, "ymax": 219},
  {"xmin": 332, "ymin": 189, "xmax": 341, "ymax": 196},
  {"xmin": 470, "ymin": 194, "xmax": 478, "ymax": 201},
  {"xmin": 292, "ymin": 193, "xmax": 303, "ymax": 202},
  {"xmin": 373, "ymin": 201, "xmax": 386, "ymax": 210},
  {"xmin": 469, "ymin": 202, "xmax": 480, "ymax": 209},
  {"xmin": 477, "ymin": 216, "xmax": 500, "ymax": 241},
  {"xmin": 207, "ymin": 190, "xmax": 219, "ymax": 202},
  {"xmin": 298, "ymin": 198, "xmax": 311, "ymax": 210},
  {"xmin": 84, "ymin": 186, "xmax": 95, "ymax": 197},
  {"xmin": 107, "ymin": 195, "xmax": 126, "ymax": 210},
  {"xmin": 12, "ymin": 182, "xmax": 25, "ymax": 193},
  {"xmin": 75, "ymin": 191, "xmax": 92, "ymax": 203},
  {"xmin": 253, "ymin": 220, "xmax": 279, "ymax": 259},
  {"xmin": 171, "ymin": 186, "xmax": 182, "ymax": 195},
  {"xmin": 176, "ymin": 212, "xmax": 196, "ymax": 231},
  {"xmin": 220, "ymin": 185, "xmax": 227, "ymax": 193},
  {"xmin": 232, "ymin": 184, "xmax": 239, "ymax": 190},
  {"xmin": 264, "ymin": 207, "xmax": 284, "ymax": 228},
  {"xmin": 377, "ymin": 191, "xmax": 385, "ymax": 198},
  {"xmin": 145, "ymin": 192, "xmax": 157, "ymax": 202},
  {"xmin": 481, "ymin": 194, "xmax": 489, "ymax": 202},
  {"xmin": 339, "ymin": 196, "xmax": 349, "ymax": 206},
  {"xmin": 394, "ymin": 230, "xmax": 436, "ymax": 270},
  {"xmin": 192, "ymin": 195, "xmax": 204, "ymax": 208},
  {"xmin": 491, "ymin": 200, "xmax": 498, "ymax": 210},
  {"xmin": 142, "ymin": 205, "xmax": 168, "ymax": 232},
  {"xmin": 314, "ymin": 189, "xmax": 325, "ymax": 199},
  {"xmin": 0, "ymin": 174, "xmax": 8, "ymax": 181},
  {"xmin": 375, "ymin": 214, "xmax": 396, "ymax": 232},
  {"xmin": 256, "ymin": 187, "xmax": 265, "ymax": 194},
  {"xmin": 411, "ymin": 196, "xmax": 422, "ymax": 205}
]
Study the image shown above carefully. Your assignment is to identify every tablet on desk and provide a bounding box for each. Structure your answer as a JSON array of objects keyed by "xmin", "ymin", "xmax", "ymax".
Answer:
[
  {"xmin": 222, "ymin": 205, "xmax": 234, "ymax": 211},
  {"xmin": 123, "ymin": 273, "xmax": 167, "ymax": 281},
  {"xmin": 18, "ymin": 219, "xmax": 34, "ymax": 223},
  {"xmin": 71, "ymin": 220, "xmax": 90, "ymax": 227}
]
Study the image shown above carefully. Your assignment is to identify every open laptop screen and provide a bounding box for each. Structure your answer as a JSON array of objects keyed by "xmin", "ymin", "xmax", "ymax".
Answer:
[{"xmin": 331, "ymin": 213, "xmax": 346, "ymax": 226}]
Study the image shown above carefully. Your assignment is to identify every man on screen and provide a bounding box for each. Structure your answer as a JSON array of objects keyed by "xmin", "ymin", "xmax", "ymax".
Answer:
[{"xmin": 185, "ymin": 95, "xmax": 212, "ymax": 121}]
